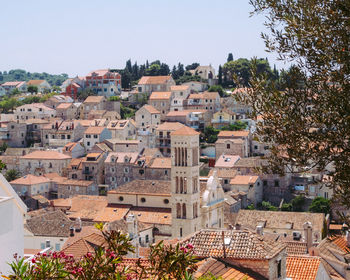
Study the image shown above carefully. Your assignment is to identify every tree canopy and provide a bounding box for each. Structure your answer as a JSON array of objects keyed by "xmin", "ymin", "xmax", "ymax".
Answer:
[{"xmin": 243, "ymin": 0, "xmax": 349, "ymax": 221}]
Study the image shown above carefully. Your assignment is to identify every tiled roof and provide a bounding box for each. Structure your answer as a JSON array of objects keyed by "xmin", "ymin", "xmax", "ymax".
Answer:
[
  {"xmin": 84, "ymin": 126, "xmax": 106, "ymax": 134},
  {"xmin": 1, "ymin": 81, "xmax": 25, "ymax": 87},
  {"xmin": 327, "ymin": 235, "xmax": 350, "ymax": 253},
  {"xmin": 233, "ymin": 157, "xmax": 268, "ymax": 168},
  {"xmin": 138, "ymin": 75, "xmax": 172, "ymax": 85},
  {"xmin": 284, "ymin": 241, "xmax": 309, "ymax": 255},
  {"xmin": 27, "ymin": 80, "xmax": 46, "ymax": 86},
  {"xmin": 149, "ymin": 91, "xmax": 172, "ymax": 100},
  {"xmin": 215, "ymin": 138, "xmax": 244, "ymax": 144},
  {"xmin": 108, "ymin": 180, "xmax": 171, "ymax": 196},
  {"xmin": 105, "ymin": 152, "xmax": 139, "ymax": 164},
  {"xmin": 142, "ymin": 104, "xmax": 160, "ymax": 114},
  {"xmin": 215, "ymin": 155, "xmax": 241, "ymax": 168},
  {"xmin": 107, "ymin": 120, "xmax": 133, "ymax": 130},
  {"xmin": 55, "ymin": 178, "xmax": 94, "ymax": 187},
  {"xmin": 208, "ymin": 169, "xmax": 237, "ymax": 179},
  {"xmin": 26, "ymin": 210, "xmax": 74, "ymax": 237},
  {"xmin": 83, "ymin": 96, "xmax": 105, "ymax": 103},
  {"xmin": 171, "ymin": 126, "xmax": 200, "ymax": 136},
  {"xmin": 235, "ymin": 210, "xmax": 325, "ymax": 234},
  {"xmin": 10, "ymin": 174, "xmax": 50, "ymax": 185},
  {"xmin": 188, "ymin": 91, "xmax": 220, "ymax": 99},
  {"xmin": 170, "ymin": 85, "xmax": 189, "ymax": 91},
  {"xmin": 87, "ymin": 69, "xmax": 109, "ymax": 77},
  {"xmin": 286, "ymin": 256, "xmax": 321, "ymax": 280},
  {"xmin": 56, "ymin": 103, "xmax": 73, "ymax": 109},
  {"xmin": 180, "ymin": 229, "xmax": 286, "ymax": 260},
  {"xmin": 149, "ymin": 157, "xmax": 171, "ymax": 169},
  {"xmin": 230, "ymin": 175, "xmax": 260, "ymax": 185},
  {"xmin": 194, "ymin": 258, "xmax": 261, "ymax": 280},
  {"xmin": 17, "ymin": 103, "xmax": 55, "ymax": 111},
  {"xmin": 156, "ymin": 122, "xmax": 185, "ymax": 131},
  {"xmin": 21, "ymin": 150, "xmax": 71, "ymax": 160},
  {"xmin": 218, "ymin": 130, "xmax": 250, "ymax": 138},
  {"xmin": 128, "ymin": 207, "xmax": 171, "ymax": 225}
]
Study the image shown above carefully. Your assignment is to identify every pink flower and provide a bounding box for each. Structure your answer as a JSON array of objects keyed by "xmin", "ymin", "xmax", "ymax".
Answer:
[
  {"xmin": 31, "ymin": 258, "xmax": 36, "ymax": 264},
  {"xmin": 77, "ymin": 267, "xmax": 83, "ymax": 273},
  {"xmin": 186, "ymin": 243, "xmax": 194, "ymax": 250},
  {"xmin": 42, "ymin": 253, "xmax": 47, "ymax": 257},
  {"xmin": 86, "ymin": 252, "xmax": 92, "ymax": 258}
]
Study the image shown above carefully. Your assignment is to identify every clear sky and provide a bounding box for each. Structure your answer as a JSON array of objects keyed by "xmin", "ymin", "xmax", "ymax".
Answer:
[{"xmin": 0, "ymin": 0, "xmax": 289, "ymax": 77}]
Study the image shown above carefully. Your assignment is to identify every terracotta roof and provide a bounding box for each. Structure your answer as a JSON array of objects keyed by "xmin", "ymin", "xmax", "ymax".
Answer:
[
  {"xmin": 84, "ymin": 126, "xmax": 106, "ymax": 134},
  {"xmin": 208, "ymin": 169, "xmax": 237, "ymax": 179},
  {"xmin": 1, "ymin": 81, "xmax": 25, "ymax": 87},
  {"xmin": 55, "ymin": 179, "xmax": 94, "ymax": 187},
  {"xmin": 230, "ymin": 175, "xmax": 260, "ymax": 185},
  {"xmin": 27, "ymin": 80, "xmax": 46, "ymax": 86},
  {"xmin": 170, "ymin": 85, "xmax": 189, "ymax": 91},
  {"xmin": 233, "ymin": 157, "xmax": 268, "ymax": 168},
  {"xmin": 26, "ymin": 210, "xmax": 74, "ymax": 237},
  {"xmin": 21, "ymin": 150, "xmax": 71, "ymax": 160},
  {"xmin": 107, "ymin": 120, "xmax": 133, "ymax": 130},
  {"xmin": 166, "ymin": 109, "xmax": 207, "ymax": 117},
  {"xmin": 215, "ymin": 155, "xmax": 241, "ymax": 168},
  {"xmin": 188, "ymin": 91, "xmax": 220, "ymax": 99},
  {"xmin": 195, "ymin": 258, "xmax": 261, "ymax": 280},
  {"xmin": 83, "ymin": 96, "xmax": 105, "ymax": 103},
  {"xmin": 156, "ymin": 122, "xmax": 185, "ymax": 131},
  {"xmin": 171, "ymin": 126, "xmax": 200, "ymax": 136},
  {"xmin": 218, "ymin": 130, "xmax": 250, "ymax": 138},
  {"xmin": 149, "ymin": 157, "xmax": 171, "ymax": 169},
  {"xmin": 105, "ymin": 152, "xmax": 139, "ymax": 164},
  {"xmin": 87, "ymin": 69, "xmax": 110, "ymax": 77},
  {"xmin": 108, "ymin": 180, "xmax": 171, "ymax": 196},
  {"xmin": 17, "ymin": 103, "xmax": 55, "ymax": 111},
  {"xmin": 142, "ymin": 104, "xmax": 160, "ymax": 114},
  {"xmin": 56, "ymin": 103, "xmax": 73, "ymax": 109},
  {"xmin": 129, "ymin": 207, "xmax": 171, "ymax": 225},
  {"xmin": 138, "ymin": 76, "xmax": 172, "ymax": 85},
  {"xmin": 180, "ymin": 229, "xmax": 286, "ymax": 260},
  {"xmin": 286, "ymin": 256, "xmax": 321, "ymax": 280},
  {"xmin": 149, "ymin": 91, "xmax": 172, "ymax": 100},
  {"xmin": 284, "ymin": 241, "xmax": 309, "ymax": 255},
  {"xmin": 235, "ymin": 210, "xmax": 325, "ymax": 234},
  {"xmin": 10, "ymin": 174, "xmax": 50, "ymax": 185}
]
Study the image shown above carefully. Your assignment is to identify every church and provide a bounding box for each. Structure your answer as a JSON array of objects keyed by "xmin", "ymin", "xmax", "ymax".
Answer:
[{"xmin": 106, "ymin": 125, "xmax": 225, "ymax": 241}]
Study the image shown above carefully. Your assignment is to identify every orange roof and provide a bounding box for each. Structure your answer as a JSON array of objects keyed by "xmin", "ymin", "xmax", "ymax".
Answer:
[
  {"xmin": 188, "ymin": 91, "xmax": 220, "ymax": 99},
  {"xmin": 10, "ymin": 174, "xmax": 50, "ymax": 185},
  {"xmin": 129, "ymin": 208, "xmax": 171, "ymax": 225},
  {"xmin": 195, "ymin": 258, "xmax": 257, "ymax": 280},
  {"xmin": 156, "ymin": 122, "xmax": 185, "ymax": 131},
  {"xmin": 171, "ymin": 126, "xmax": 200, "ymax": 136},
  {"xmin": 27, "ymin": 80, "xmax": 46, "ymax": 86},
  {"xmin": 21, "ymin": 150, "xmax": 71, "ymax": 160},
  {"xmin": 230, "ymin": 175, "xmax": 259, "ymax": 185},
  {"xmin": 170, "ymin": 85, "xmax": 189, "ymax": 91},
  {"xmin": 286, "ymin": 256, "xmax": 321, "ymax": 280},
  {"xmin": 138, "ymin": 75, "xmax": 172, "ymax": 85},
  {"xmin": 84, "ymin": 126, "xmax": 106, "ymax": 134},
  {"xmin": 218, "ymin": 130, "xmax": 249, "ymax": 138},
  {"xmin": 56, "ymin": 103, "xmax": 73, "ymax": 109},
  {"xmin": 83, "ymin": 96, "xmax": 105, "ymax": 103},
  {"xmin": 149, "ymin": 91, "xmax": 172, "ymax": 100},
  {"xmin": 143, "ymin": 104, "xmax": 160, "ymax": 114},
  {"xmin": 150, "ymin": 157, "xmax": 171, "ymax": 169}
]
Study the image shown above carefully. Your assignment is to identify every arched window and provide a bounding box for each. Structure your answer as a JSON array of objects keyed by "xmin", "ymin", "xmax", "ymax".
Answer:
[
  {"xmin": 182, "ymin": 203, "xmax": 186, "ymax": 219},
  {"xmin": 180, "ymin": 177, "xmax": 184, "ymax": 193},
  {"xmin": 184, "ymin": 178, "xmax": 187, "ymax": 194},
  {"xmin": 182, "ymin": 148, "xmax": 185, "ymax": 166},
  {"xmin": 175, "ymin": 147, "xmax": 178, "ymax": 166},
  {"xmin": 176, "ymin": 203, "xmax": 181, "ymax": 218},
  {"xmin": 184, "ymin": 148, "xmax": 187, "ymax": 166},
  {"xmin": 175, "ymin": 176, "xmax": 179, "ymax": 193}
]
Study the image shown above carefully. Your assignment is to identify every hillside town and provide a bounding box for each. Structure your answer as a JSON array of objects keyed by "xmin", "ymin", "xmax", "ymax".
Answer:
[{"xmin": 0, "ymin": 63, "xmax": 348, "ymax": 280}]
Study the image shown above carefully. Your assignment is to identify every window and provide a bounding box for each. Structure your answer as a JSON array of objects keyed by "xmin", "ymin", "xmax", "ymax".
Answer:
[
  {"xmin": 76, "ymin": 186, "xmax": 79, "ymax": 192},
  {"xmin": 274, "ymin": 180, "xmax": 280, "ymax": 187},
  {"xmin": 124, "ymin": 167, "xmax": 129, "ymax": 173},
  {"xmin": 49, "ymin": 162, "xmax": 52, "ymax": 168},
  {"xmin": 164, "ymin": 170, "xmax": 168, "ymax": 175},
  {"xmin": 254, "ymin": 145, "xmax": 258, "ymax": 150},
  {"xmin": 41, "ymin": 243, "xmax": 45, "ymax": 249},
  {"xmin": 94, "ymin": 135, "xmax": 98, "ymax": 139},
  {"xmin": 141, "ymin": 197, "xmax": 146, "ymax": 203},
  {"xmin": 46, "ymin": 240, "xmax": 51, "ymax": 248},
  {"xmin": 277, "ymin": 260, "xmax": 282, "ymax": 278},
  {"xmin": 119, "ymin": 196, "xmax": 124, "ymax": 201},
  {"xmin": 142, "ymin": 115, "xmax": 144, "ymax": 119},
  {"xmin": 324, "ymin": 192, "xmax": 329, "ymax": 199},
  {"xmin": 87, "ymin": 141, "xmax": 90, "ymax": 146},
  {"xmin": 55, "ymin": 243, "xmax": 61, "ymax": 251},
  {"xmin": 180, "ymin": 228, "xmax": 183, "ymax": 237},
  {"xmin": 164, "ymin": 199, "xmax": 169, "ymax": 204},
  {"xmin": 226, "ymin": 144, "xmax": 231, "ymax": 149},
  {"xmin": 263, "ymin": 180, "xmax": 267, "ymax": 186},
  {"xmin": 224, "ymin": 179, "xmax": 228, "ymax": 184},
  {"xmin": 145, "ymin": 235, "xmax": 149, "ymax": 243}
]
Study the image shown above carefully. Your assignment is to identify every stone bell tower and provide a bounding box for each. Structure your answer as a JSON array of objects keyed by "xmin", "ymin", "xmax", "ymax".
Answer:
[{"xmin": 170, "ymin": 126, "xmax": 201, "ymax": 238}]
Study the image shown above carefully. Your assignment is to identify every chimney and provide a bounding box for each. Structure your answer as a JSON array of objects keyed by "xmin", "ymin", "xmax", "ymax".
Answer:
[
  {"xmin": 256, "ymin": 225, "xmax": 263, "ymax": 235},
  {"xmin": 75, "ymin": 217, "xmax": 82, "ymax": 232},
  {"xmin": 69, "ymin": 226, "xmax": 74, "ymax": 237},
  {"xmin": 235, "ymin": 223, "xmax": 241, "ymax": 230},
  {"xmin": 303, "ymin": 221, "xmax": 313, "ymax": 253}
]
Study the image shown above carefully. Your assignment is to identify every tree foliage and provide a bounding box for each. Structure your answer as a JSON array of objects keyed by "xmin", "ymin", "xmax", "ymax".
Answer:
[
  {"xmin": 243, "ymin": 0, "xmax": 349, "ymax": 221},
  {"xmin": 309, "ymin": 197, "xmax": 331, "ymax": 215},
  {"xmin": 5, "ymin": 169, "xmax": 21, "ymax": 182},
  {"xmin": 5, "ymin": 224, "xmax": 203, "ymax": 280}
]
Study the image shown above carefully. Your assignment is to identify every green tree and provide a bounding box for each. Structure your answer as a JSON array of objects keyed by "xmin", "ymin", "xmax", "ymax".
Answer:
[
  {"xmin": 11, "ymin": 88, "xmax": 21, "ymax": 95},
  {"xmin": 27, "ymin": 85, "xmax": 38, "ymax": 93},
  {"xmin": 145, "ymin": 64, "xmax": 161, "ymax": 76},
  {"xmin": 291, "ymin": 195, "xmax": 305, "ymax": 212},
  {"xmin": 245, "ymin": 0, "xmax": 349, "ymax": 222},
  {"xmin": 208, "ymin": 85, "xmax": 225, "ymax": 97},
  {"xmin": 0, "ymin": 142, "xmax": 8, "ymax": 153},
  {"xmin": 185, "ymin": 63, "xmax": 200, "ymax": 71},
  {"xmin": 201, "ymin": 126, "xmax": 219, "ymax": 143},
  {"xmin": 221, "ymin": 121, "xmax": 248, "ymax": 131},
  {"xmin": 309, "ymin": 197, "xmax": 331, "ymax": 215},
  {"xmin": 5, "ymin": 169, "xmax": 20, "ymax": 182},
  {"xmin": 281, "ymin": 203, "xmax": 292, "ymax": 211},
  {"xmin": 218, "ymin": 65, "xmax": 223, "ymax": 85}
]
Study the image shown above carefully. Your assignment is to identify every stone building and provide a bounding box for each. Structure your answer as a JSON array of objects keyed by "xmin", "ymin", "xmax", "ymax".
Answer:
[
  {"xmin": 155, "ymin": 122, "xmax": 185, "ymax": 157},
  {"xmin": 148, "ymin": 91, "xmax": 173, "ymax": 120},
  {"xmin": 215, "ymin": 138, "xmax": 248, "ymax": 159},
  {"xmin": 83, "ymin": 126, "xmax": 111, "ymax": 151},
  {"xmin": 135, "ymin": 105, "xmax": 160, "ymax": 129},
  {"xmin": 107, "ymin": 119, "xmax": 136, "ymax": 140},
  {"xmin": 81, "ymin": 152, "xmax": 106, "ymax": 184},
  {"xmin": 137, "ymin": 75, "xmax": 175, "ymax": 94},
  {"xmin": 56, "ymin": 103, "xmax": 79, "ymax": 120},
  {"xmin": 14, "ymin": 103, "xmax": 56, "ymax": 121}
]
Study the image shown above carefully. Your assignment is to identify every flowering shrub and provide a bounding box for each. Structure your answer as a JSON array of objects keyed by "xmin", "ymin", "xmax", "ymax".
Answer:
[{"xmin": 3, "ymin": 224, "xmax": 203, "ymax": 280}]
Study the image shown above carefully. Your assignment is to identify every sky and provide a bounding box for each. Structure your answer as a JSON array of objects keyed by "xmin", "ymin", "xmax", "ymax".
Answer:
[{"xmin": 0, "ymin": 0, "xmax": 290, "ymax": 77}]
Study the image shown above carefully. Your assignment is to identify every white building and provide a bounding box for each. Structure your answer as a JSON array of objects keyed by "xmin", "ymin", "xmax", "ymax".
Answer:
[{"xmin": 0, "ymin": 174, "xmax": 27, "ymax": 275}]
